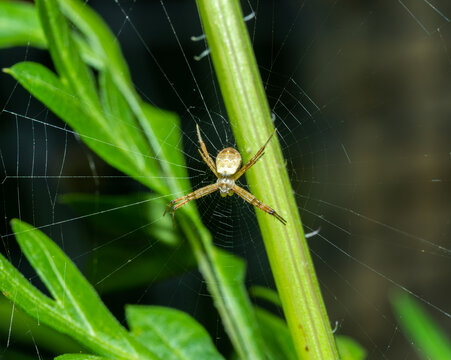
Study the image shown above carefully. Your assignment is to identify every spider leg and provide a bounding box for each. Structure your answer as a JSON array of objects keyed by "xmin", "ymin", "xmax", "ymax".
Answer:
[
  {"xmin": 164, "ymin": 183, "xmax": 219, "ymax": 224},
  {"xmin": 196, "ymin": 124, "xmax": 219, "ymax": 177},
  {"xmin": 233, "ymin": 129, "xmax": 277, "ymax": 181},
  {"xmin": 232, "ymin": 185, "xmax": 287, "ymax": 225}
]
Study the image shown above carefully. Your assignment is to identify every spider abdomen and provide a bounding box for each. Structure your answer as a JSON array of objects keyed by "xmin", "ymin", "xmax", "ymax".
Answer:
[{"xmin": 216, "ymin": 148, "xmax": 242, "ymax": 176}]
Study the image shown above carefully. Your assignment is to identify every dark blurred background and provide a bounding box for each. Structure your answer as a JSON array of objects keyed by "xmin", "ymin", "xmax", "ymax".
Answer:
[{"xmin": 1, "ymin": 0, "xmax": 451, "ymax": 359}]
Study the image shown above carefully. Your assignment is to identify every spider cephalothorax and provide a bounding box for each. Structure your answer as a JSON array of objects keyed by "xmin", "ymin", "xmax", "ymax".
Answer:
[{"xmin": 164, "ymin": 125, "xmax": 286, "ymax": 225}]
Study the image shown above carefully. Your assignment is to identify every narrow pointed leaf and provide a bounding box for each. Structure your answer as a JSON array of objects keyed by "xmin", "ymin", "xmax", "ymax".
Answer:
[
  {"xmin": 55, "ymin": 3, "xmax": 265, "ymax": 355},
  {"xmin": 58, "ymin": 0, "xmax": 130, "ymax": 81},
  {"xmin": 0, "ymin": 1, "xmax": 102, "ymax": 67},
  {"xmin": 99, "ymin": 70, "xmax": 147, "ymax": 168},
  {"xmin": 335, "ymin": 336, "xmax": 367, "ymax": 360},
  {"xmin": 36, "ymin": 0, "xmax": 170, "ymax": 193},
  {"xmin": 392, "ymin": 292, "xmax": 451, "ymax": 360},
  {"xmin": 254, "ymin": 307, "xmax": 297, "ymax": 360},
  {"xmin": 35, "ymin": 0, "xmax": 100, "ymax": 110},
  {"xmin": 5, "ymin": 62, "xmax": 166, "ymax": 193},
  {"xmin": 250, "ymin": 286, "xmax": 282, "ymax": 307},
  {"xmin": 0, "ymin": 248, "xmax": 62, "ymax": 330},
  {"xmin": 11, "ymin": 220, "xmax": 141, "ymax": 354},
  {"xmin": 127, "ymin": 305, "xmax": 224, "ymax": 360},
  {"xmin": 58, "ymin": 0, "xmax": 191, "ymax": 199},
  {"xmin": 0, "ymin": 1, "xmax": 45, "ymax": 48},
  {"xmin": 8, "ymin": 220, "xmax": 159, "ymax": 360},
  {"xmin": 141, "ymin": 103, "xmax": 193, "ymax": 200},
  {"xmin": 2, "ymin": 0, "xmax": 265, "ymax": 356},
  {"xmin": 204, "ymin": 248, "xmax": 265, "ymax": 358}
]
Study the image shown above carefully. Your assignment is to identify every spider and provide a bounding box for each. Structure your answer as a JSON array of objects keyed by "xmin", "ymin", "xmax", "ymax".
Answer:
[{"xmin": 164, "ymin": 125, "xmax": 287, "ymax": 225}]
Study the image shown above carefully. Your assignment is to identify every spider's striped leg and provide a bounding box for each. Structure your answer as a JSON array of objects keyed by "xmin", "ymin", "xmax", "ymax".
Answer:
[
  {"xmin": 232, "ymin": 185, "xmax": 287, "ymax": 225},
  {"xmin": 196, "ymin": 124, "xmax": 219, "ymax": 177},
  {"xmin": 198, "ymin": 149, "xmax": 218, "ymax": 177},
  {"xmin": 164, "ymin": 183, "xmax": 219, "ymax": 224},
  {"xmin": 233, "ymin": 129, "xmax": 277, "ymax": 181}
]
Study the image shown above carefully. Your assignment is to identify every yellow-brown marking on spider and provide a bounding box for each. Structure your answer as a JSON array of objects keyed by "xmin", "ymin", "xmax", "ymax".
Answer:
[
  {"xmin": 164, "ymin": 125, "xmax": 287, "ymax": 225},
  {"xmin": 216, "ymin": 148, "xmax": 241, "ymax": 176}
]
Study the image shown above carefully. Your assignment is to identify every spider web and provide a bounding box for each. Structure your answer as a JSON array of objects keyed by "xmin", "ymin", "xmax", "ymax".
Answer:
[{"xmin": 1, "ymin": 0, "xmax": 451, "ymax": 359}]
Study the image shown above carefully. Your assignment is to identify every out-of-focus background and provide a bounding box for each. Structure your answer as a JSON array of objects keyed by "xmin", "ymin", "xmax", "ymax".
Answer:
[{"xmin": 1, "ymin": 0, "xmax": 450, "ymax": 359}]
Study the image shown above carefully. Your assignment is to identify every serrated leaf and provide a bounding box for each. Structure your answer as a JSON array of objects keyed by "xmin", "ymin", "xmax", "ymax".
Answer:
[
  {"xmin": 127, "ymin": 305, "xmax": 224, "ymax": 360},
  {"xmin": 254, "ymin": 307, "xmax": 297, "ymax": 360},
  {"xmin": 0, "ymin": 1, "xmax": 46, "ymax": 49},
  {"xmin": 391, "ymin": 292, "xmax": 451, "ymax": 360},
  {"xmin": 335, "ymin": 335, "xmax": 366, "ymax": 360}
]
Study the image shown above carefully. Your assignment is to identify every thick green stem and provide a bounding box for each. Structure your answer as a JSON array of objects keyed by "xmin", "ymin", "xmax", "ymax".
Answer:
[{"xmin": 195, "ymin": 1, "xmax": 339, "ymax": 359}]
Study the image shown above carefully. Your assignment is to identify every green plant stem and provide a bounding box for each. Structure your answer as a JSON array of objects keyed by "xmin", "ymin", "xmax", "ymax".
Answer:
[{"xmin": 195, "ymin": 1, "xmax": 339, "ymax": 359}]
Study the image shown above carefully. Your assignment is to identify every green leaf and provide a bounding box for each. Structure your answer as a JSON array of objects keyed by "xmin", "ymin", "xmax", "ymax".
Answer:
[
  {"xmin": 254, "ymin": 306, "xmax": 367, "ymax": 360},
  {"xmin": 9, "ymin": 220, "xmax": 156, "ymax": 359},
  {"xmin": 35, "ymin": 0, "xmax": 100, "ymax": 110},
  {"xmin": 196, "ymin": 0, "xmax": 339, "ymax": 357},
  {"xmin": 60, "ymin": 193, "xmax": 178, "ymax": 245},
  {"xmin": 86, "ymin": 241, "xmax": 196, "ymax": 294},
  {"xmin": 249, "ymin": 286, "xmax": 282, "ymax": 307},
  {"xmin": 141, "ymin": 103, "xmax": 193, "ymax": 197},
  {"xmin": 0, "ymin": 1, "xmax": 102, "ymax": 67},
  {"xmin": 37, "ymin": 0, "xmax": 172, "ymax": 194},
  {"xmin": 99, "ymin": 70, "xmax": 149, "ymax": 170},
  {"xmin": 0, "ymin": 220, "xmax": 159, "ymax": 360},
  {"xmin": 2, "ymin": 0, "xmax": 266, "ymax": 356},
  {"xmin": 0, "ymin": 297, "xmax": 82, "ymax": 354},
  {"xmin": 0, "ymin": 1, "xmax": 46, "ymax": 49},
  {"xmin": 59, "ymin": 193, "xmax": 197, "ymax": 292},
  {"xmin": 0, "ymin": 238, "xmax": 59, "ymax": 332},
  {"xmin": 127, "ymin": 305, "xmax": 224, "ymax": 360},
  {"xmin": 58, "ymin": 0, "xmax": 131, "ymax": 82},
  {"xmin": 391, "ymin": 292, "xmax": 451, "ymax": 360},
  {"xmin": 204, "ymin": 248, "xmax": 265, "ymax": 358},
  {"xmin": 253, "ymin": 307, "xmax": 297, "ymax": 360},
  {"xmin": 53, "ymin": 2, "xmax": 265, "ymax": 354},
  {"xmin": 55, "ymin": 355, "xmax": 108, "ymax": 360},
  {"xmin": 335, "ymin": 335, "xmax": 366, "ymax": 360},
  {"xmin": 58, "ymin": 0, "xmax": 192, "ymax": 201},
  {"xmin": 5, "ymin": 62, "xmax": 166, "ymax": 194},
  {"xmin": 0, "ymin": 347, "xmax": 38, "ymax": 360}
]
